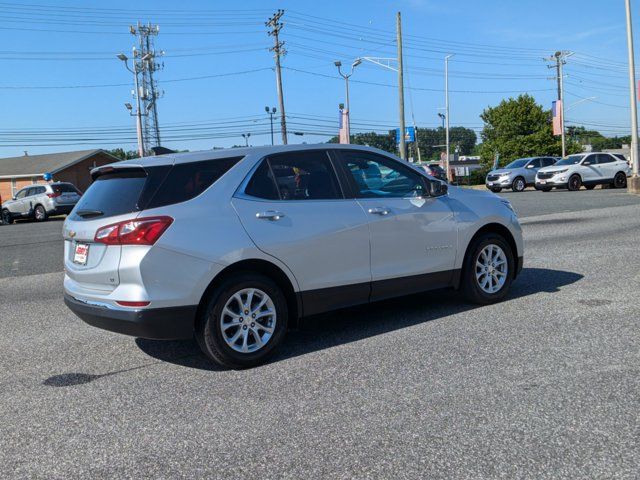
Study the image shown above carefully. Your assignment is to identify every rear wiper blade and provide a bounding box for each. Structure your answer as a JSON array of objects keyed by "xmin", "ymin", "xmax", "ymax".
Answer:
[{"xmin": 76, "ymin": 209, "xmax": 103, "ymax": 218}]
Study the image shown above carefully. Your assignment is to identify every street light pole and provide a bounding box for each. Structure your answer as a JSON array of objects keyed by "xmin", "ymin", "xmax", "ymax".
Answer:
[
  {"xmin": 242, "ymin": 133, "xmax": 251, "ymax": 147},
  {"xmin": 624, "ymin": 0, "xmax": 639, "ymax": 188},
  {"xmin": 265, "ymin": 106, "xmax": 276, "ymax": 145},
  {"xmin": 117, "ymin": 49, "xmax": 145, "ymax": 158},
  {"xmin": 334, "ymin": 59, "xmax": 361, "ymax": 144},
  {"xmin": 445, "ymin": 54, "xmax": 454, "ymax": 182}
]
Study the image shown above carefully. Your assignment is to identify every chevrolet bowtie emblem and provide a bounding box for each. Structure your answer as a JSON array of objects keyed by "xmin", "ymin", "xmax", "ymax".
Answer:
[{"xmin": 69, "ymin": 231, "xmax": 76, "ymax": 238}]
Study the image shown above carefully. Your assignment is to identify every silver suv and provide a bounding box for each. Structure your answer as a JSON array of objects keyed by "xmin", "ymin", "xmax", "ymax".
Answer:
[
  {"xmin": 485, "ymin": 157, "xmax": 557, "ymax": 192},
  {"xmin": 1, "ymin": 182, "xmax": 81, "ymax": 224},
  {"xmin": 63, "ymin": 145, "xmax": 523, "ymax": 369}
]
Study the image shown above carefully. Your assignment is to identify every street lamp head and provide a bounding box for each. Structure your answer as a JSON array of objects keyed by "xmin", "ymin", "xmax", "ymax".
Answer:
[
  {"xmin": 352, "ymin": 58, "xmax": 362, "ymax": 68},
  {"xmin": 265, "ymin": 106, "xmax": 270, "ymax": 112},
  {"xmin": 124, "ymin": 102, "xmax": 133, "ymax": 111},
  {"xmin": 334, "ymin": 60, "xmax": 342, "ymax": 67},
  {"xmin": 271, "ymin": 107, "xmax": 276, "ymax": 114},
  {"xmin": 117, "ymin": 53, "xmax": 128, "ymax": 62}
]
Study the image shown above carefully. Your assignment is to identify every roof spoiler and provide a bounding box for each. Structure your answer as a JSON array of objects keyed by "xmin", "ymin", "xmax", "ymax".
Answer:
[{"xmin": 90, "ymin": 164, "xmax": 145, "ymax": 180}]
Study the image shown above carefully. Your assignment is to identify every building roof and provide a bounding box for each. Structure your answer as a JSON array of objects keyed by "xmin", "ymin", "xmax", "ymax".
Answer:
[{"xmin": 0, "ymin": 149, "xmax": 116, "ymax": 178}]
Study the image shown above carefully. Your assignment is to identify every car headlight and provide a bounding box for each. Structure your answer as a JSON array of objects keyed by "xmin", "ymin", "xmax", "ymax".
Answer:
[
  {"xmin": 552, "ymin": 169, "xmax": 568, "ymax": 175},
  {"xmin": 500, "ymin": 199, "xmax": 516, "ymax": 215}
]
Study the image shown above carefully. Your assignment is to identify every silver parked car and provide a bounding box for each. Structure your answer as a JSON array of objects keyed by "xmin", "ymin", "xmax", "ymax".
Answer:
[
  {"xmin": 63, "ymin": 145, "xmax": 523, "ymax": 369},
  {"xmin": 1, "ymin": 182, "xmax": 82, "ymax": 224},
  {"xmin": 485, "ymin": 157, "xmax": 557, "ymax": 193}
]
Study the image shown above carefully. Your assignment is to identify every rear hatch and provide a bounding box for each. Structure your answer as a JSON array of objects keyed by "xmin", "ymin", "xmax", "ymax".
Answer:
[
  {"xmin": 51, "ymin": 183, "xmax": 82, "ymax": 205},
  {"xmin": 63, "ymin": 164, "xmax": 171, "ymax": 292}
]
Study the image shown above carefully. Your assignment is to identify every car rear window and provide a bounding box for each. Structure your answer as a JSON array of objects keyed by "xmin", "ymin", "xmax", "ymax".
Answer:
[
  {"xmin": 52, "ymin": 183, "xmax": 81, "ymax": 194},
  {"xmin": 69, "ymin": 157, "xmax": 242, "ymax": 221}
]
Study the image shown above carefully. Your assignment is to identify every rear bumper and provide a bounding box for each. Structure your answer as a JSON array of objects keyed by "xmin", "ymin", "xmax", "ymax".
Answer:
[{"xmin": 64, "ymin": 293, "xmax": 196, "ymax": 340}]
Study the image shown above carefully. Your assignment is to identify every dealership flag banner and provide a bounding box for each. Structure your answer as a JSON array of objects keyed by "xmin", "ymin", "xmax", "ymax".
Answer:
[{"xmin": 552, "ymin": 100, "xmax": 563, "ymax": 136}]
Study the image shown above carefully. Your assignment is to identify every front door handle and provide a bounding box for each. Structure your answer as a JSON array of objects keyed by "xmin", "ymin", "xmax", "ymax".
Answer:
[
  {"xmin": 256, "ymin": 210, "xmax": 285, "ymax": 221},
  {"xmin": 368, "ymin": 207, "xmax": 390, "ymax": 216}
]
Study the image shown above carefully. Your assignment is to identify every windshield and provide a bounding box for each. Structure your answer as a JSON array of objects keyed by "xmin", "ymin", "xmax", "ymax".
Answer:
[
  {"xmin": 555, "ymin": 155, "xmax": 584, "ymax": 166},
  {"xmin": 504, "ymin": 159, "xmax": 529, "ymax": 169}
]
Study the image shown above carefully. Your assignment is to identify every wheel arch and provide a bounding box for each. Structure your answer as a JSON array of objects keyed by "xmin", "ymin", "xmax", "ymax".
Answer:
[
  {"xmin": 195, "ymin": 258, "xmax": 300, "ymax": 331},
  {"xmin": 454, "ymin": 222, "xmax": 520, "ymax": 289}
]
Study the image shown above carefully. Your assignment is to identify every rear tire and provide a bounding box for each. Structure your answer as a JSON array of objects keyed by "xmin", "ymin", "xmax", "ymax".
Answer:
[
  {"xmin": 613, "ymin": 172, "xmax": 627, "ymax": 189},
  {"xmin": 490, "ymin": 187, "xmax": 502, "ymax": 193},
  {"xmin": 461, "ymin": 233, "xmax": 515, "ymax": 305},
  {"xmin": 511, "ymin": 177, "xmax": 526, "ymax": 192},
  {"xmin": 196, "ymin": 272, "xmax": 288, "ymax": 369},
  {"xmin": 585, "ymin": 185, "xmax": 596, "ymax": 190},
  {"xmin": 34, "ymin": 204, "xmax": 47, "ymax": 222},
  {"xmin": 567, "ymin": 174, "xmax": 582, "ymax": 191},
  {"xmin": 1, "ymin": 209, "xmax": 13, "ymax": 224}
]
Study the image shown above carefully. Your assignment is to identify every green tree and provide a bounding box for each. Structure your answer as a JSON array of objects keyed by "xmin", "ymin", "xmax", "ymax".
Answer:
[
  {"xmin": 327, "ymin": 131, "xmax": 396, "ymax": 153},
  {"xmin": 106, "ymin": 148, "xmax": 138, "ymax": 161},
  {"xmin": 478, "ymin": 94, "xmax": 581, "ymax": 168}
]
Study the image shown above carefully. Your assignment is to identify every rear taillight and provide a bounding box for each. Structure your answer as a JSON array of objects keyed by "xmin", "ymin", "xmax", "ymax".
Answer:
[
  {"xmin": 47, "ymin": 192, "xmax": 61, "ymax": 198},
  {"xmin": 94, "ymin": 216, "xmax": 173, "ymax": 246}
]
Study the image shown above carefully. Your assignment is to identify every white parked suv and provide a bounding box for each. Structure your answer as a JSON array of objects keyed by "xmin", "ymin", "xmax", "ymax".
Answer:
[
  {"xmin": 1, "ymin": 182, "xmax": 81, "ymax": 224},
  {"xmin": 63, "ymin": 145, "xmax": 523, "ymax": 369},
  {"xmin": 535, "ymin": 152, "xmax": 630, "ymax": 191}
]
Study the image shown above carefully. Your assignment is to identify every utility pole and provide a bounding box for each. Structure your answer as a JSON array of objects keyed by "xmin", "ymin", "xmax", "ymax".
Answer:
[
  {"xmin": 547, "ymin": 51, "xmax": 572, "ymax": 157},
  {"xmin": 265, "ymin": 106, "xmax": 277, "ymax": 145},
  {"xmin": 396, "ymin": 12, "xmax": 406, "ymax": 160},
  {"xmin": 624, "ymin": 0, "xmax": 639, "ymax": 190},
  {"xmin": 130, "ymin": 22, "xmax": 163, "ymax": 152},
  {"xmin": 445, "ymin": 54, "xmax": 454, "ymax": 182},
  {"xmin": 266, "ymin": 10, "xmax": 287, "ymax": 145}
]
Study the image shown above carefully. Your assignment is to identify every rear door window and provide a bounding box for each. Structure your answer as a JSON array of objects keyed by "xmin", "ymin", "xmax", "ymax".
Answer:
[
  {"xmin": 52, "ymin": 183, "xmax": 81, "ymax": 194},
  {"xmin": 596, "ymin": 154, "xmax": 615, "ymax": 164}
]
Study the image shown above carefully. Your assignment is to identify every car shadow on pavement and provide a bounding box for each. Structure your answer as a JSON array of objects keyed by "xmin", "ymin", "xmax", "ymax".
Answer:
[{"xmin": 135, "ymin": 267, "xmax": 583, "ymax": 370}]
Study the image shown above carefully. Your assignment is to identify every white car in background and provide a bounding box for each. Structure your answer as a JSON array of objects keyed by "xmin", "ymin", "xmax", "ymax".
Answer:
[
  {"xmin": 1, "ymin": 182, "xmax": 82, "ymax": 224},
  {"xmin": 535, "ymin": 152, "xmax": 630, "ymax": 192}
]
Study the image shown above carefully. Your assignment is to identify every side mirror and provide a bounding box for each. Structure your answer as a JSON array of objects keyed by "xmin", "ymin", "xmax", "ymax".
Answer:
[
  {"xmin": 583, "ymin": 161, "xmax": 591, "ymax": 166},
  {"xmin": 427, "ymin": 179, "xmax": 448, "ymax": 197},
  {"xmin": 526, "ymin": 164, "xmax": 534, "ymax": 169},
  {"xmin": 12, "ymin": 196, "xmax": 16, "ymax": 201}
]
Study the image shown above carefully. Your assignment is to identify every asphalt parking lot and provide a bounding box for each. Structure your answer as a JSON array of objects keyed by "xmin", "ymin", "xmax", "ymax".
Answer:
[{"xmin": 1, "ymin": 188, "xmax": 639, "ymax": 478}]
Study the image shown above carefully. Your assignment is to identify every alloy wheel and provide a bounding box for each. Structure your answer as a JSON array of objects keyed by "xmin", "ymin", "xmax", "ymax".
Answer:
[
  {"xmin": 35, "ymin": 206, "xmax": 45, "ymax": 221},
  {"xmin": 614, "ymin": 173, "xmax": 627, "ymax": 188},
  {"xmin": 220, "ymin": 288, "xmax": 276, "ymax": 353},
  {"xmin": 475, "ymin": 244, "xmax": 508, "ymax": 294}
]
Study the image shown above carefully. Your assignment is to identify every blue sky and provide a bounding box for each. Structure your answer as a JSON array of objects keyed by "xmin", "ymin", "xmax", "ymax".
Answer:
[{"xmin": 0, "ymin": 0, "xmax": 637, "ymax": 157}]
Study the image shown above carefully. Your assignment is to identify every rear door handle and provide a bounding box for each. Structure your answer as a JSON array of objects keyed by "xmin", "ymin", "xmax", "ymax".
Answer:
[
  {"xmin": 256, "ymin": 210, "xmax": 285, "ymax": 221},
  {"xmin": 368, "ymin": 207, "xmax": 390, "ymax": 216}
]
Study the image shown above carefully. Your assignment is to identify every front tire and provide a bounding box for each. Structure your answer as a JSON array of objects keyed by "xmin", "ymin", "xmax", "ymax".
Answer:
[
  {"xmin": 34, "ymin": 204, "xmax": 47, "ymax": 221},
  {"xmin": 461, "ymin": 233, "xmax": 515, "ymax": 305},
  {"xmin": 196, "ymin": 272, "xmax": 288, "ymax": 369},
  {"xmin": 1, "ymin": 209, "xmax": 13, "ymax": 224},
  {"xmin": 567, "ymin": 174, "xmax": 582, "ymax": 191},
  {"xmin": 511, "ymin": 177, "xmax": 526, "ymax": 192}
]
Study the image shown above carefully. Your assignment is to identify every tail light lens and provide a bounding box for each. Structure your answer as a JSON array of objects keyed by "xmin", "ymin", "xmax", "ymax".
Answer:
[
  {"xmin": 47, "ymin": 192, "xmax": 61, "ymax": 198},
  {"xmin": 94, "ymin": 216, "xmax": 173, "ymax": 245}
]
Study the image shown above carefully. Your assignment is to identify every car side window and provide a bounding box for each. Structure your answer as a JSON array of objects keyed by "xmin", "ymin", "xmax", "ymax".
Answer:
[
  {"xmin": 15, "ymin": 189, "xmax": 27, "ymax": 199},
  {"xmin": 528, "ymin": 158, "xmax": 542, "ymax": 168},
  {"xmin": 266, "ymin": 151, "xmax": 342, "ymax": 200},
  {"xmin": 244, "ymin": 160, "xmax": 279, "ymax": 200},
  {"xmin": 583, "ymin": 155, "xmax": 598, "ymax": 165},
  {"xmin": 341, "ymin": 152, "xmax": 425, "ymax": 198},
  {"xmin": 597, "ymin": 154, "xmax": 614, "ymax": 164},
  {"xmin": 544, "ymin": 158, "xmax": 556, "ymax": 167}
]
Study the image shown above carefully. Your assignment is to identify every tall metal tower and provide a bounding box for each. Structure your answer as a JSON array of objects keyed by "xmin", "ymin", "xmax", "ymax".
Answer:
[{"xmin": 130, "ymin": 22, "xmax": 164, "ymax": 151}]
